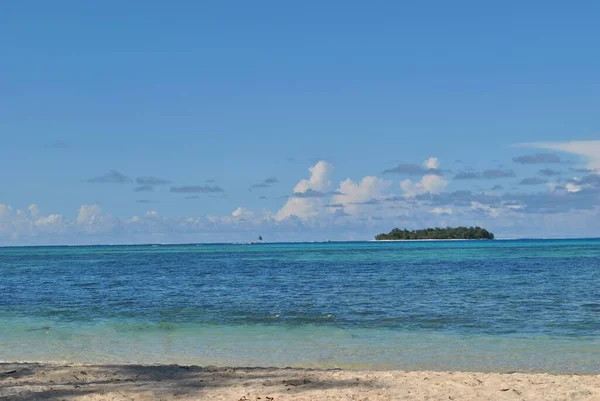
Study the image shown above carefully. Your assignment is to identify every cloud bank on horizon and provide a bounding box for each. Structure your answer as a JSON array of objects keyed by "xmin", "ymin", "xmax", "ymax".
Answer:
[{"xmin": 1, "ymin": 140, "xmax": 599, "ymax": 245}]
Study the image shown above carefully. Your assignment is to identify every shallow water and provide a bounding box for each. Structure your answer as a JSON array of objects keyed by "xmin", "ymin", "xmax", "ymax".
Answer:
[{"xmin": 1, "ymin": 239, "xmax": 599, "ymax": 372}]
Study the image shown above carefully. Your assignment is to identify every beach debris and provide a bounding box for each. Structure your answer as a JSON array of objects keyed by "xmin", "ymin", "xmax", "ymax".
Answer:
[
  {"xmin": 500, "ymin": 388, "xmax": 510, "ymax": 391},
  {"xmin": 283, "ymin": 378, "xmax": 311, "ymax": 386}
]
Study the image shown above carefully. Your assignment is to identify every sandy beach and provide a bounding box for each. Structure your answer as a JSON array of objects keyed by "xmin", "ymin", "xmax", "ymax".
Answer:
[{"xmin": 1, "ymin": 363, "xmax": 599, "ymax": 401}]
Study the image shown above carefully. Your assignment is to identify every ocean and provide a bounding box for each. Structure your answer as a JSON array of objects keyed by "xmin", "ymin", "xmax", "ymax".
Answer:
[{"xmin": 1, "ymin": 239, "xmax": 599, "ymax": 373}]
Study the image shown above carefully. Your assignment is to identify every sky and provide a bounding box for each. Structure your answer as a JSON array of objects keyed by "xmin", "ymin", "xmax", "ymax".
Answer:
[{"xmin": 1, "ymin": 1, "xmax": 600, "ymax": 245}]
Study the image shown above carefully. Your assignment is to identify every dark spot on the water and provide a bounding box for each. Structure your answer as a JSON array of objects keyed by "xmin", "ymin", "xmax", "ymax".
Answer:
[{"xmin": 2, "ymin": 370, "xmax": 17, "ymax": 375}]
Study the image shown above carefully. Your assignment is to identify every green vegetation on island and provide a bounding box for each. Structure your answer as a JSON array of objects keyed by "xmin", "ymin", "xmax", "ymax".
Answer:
[{"xmin": 375, "ymin": 226, "xmax": 495, "ymax": 240}]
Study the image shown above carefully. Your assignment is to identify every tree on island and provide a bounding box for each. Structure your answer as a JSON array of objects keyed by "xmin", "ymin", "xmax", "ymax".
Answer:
[{"xmin": 375, "ymin": 226, "xmax": 494, "ymax": 240}]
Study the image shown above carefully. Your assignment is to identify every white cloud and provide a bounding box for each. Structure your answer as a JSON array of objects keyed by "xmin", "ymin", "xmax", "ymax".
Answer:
[
  {"xmin": 75, "ymin": 204, "xmax": 116, "ymax": 233},
  {"xmin": 424, "ymin": 157, "xmax": 440, "ymax": 170},
  {"xmin": 293, "ymin": 160, "xmax": 333, "ymax": 193},
  {"xmin": 0, "ymin": 204, "xmax": 13, "ymax": 220},
  {"xmin": 232, "ymin": 207, "xmax": 254, "ymax": 219},
  {"xmin": 28, "ymin": 204, "xmax": 40, "ymax": 218},
  {"xmin": 400, "ymin": 157, "xmax": 448, "ymax": 197},
  {"xmin": 331, "ymin": 176, "xmax": 391, "ymax": 215},
  {"xmin": 34, "ymin": 214, "xmax": 64, "ymax": 229},
  {"xmin": 1, "ymin": 152, "xmax": 599, "ymax": 244},
  {"xmin": 566, "ymin": 182, "xmax": 583, "ymax": 193},
  {"xmin": 521, "ymin": 140, "xmax": 600, "ymax": 169},
  {"xmin": 401, "ymin": 174, "xmax": 448, "ymax": 197},
  {"xmin": 0, "ymin": 203, "xmax": 66, "ymax": 239},
  {"xmin": 471, "ymin": 201, "xmax": 502, "ymax": 217},
  {"xmin": 430, "ymin": 207, "xmax": 452, "ymax": 215},
  {"xmin": 276, "ymin": 161, "xmax": 333, "ymax": 221},
  {"xmin": 76, "ymin": 204, "xmax": 103, "ymax": 224}
]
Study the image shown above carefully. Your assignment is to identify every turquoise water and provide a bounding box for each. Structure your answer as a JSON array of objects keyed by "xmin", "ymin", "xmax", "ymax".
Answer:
[{"xmin": 1, "ymin": 239, "xmax": 599, "ymax": 372}]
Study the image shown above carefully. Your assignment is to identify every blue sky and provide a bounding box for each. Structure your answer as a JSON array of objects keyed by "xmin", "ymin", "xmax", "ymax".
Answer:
[{"xmin": 1, "ymin": 1, "xmax": 599, "ymax": 244}]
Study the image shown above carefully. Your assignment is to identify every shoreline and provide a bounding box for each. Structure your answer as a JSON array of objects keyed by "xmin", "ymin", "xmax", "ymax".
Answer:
[
  {"xmin": 2, "ymin": 359, "xmax": 597, "ymax": 376},
  {"xmin": 2, "ymin": 363, "xmax": 599, "ymax": 401}
]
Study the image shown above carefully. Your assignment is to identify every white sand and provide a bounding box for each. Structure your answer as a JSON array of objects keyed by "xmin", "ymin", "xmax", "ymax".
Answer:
[{"xmin": 1, "ymin": 363, "xmax": 599, "ymax": 400}]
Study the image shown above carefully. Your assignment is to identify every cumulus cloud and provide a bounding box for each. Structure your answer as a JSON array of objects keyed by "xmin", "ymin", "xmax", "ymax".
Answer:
[
  {"xmin": 28, "ymin": 204, "xmax": 40, "ymax": 218},
  {"xmin": 34, "ymin": 214, "xmax": 64, "ymax": 228},
  {"xmin": 563, "ymin": 174, "xmax": 600, "ymax": 194},
  {"xmin": 566, "ymin": 182, "xmax": 583, "ymax": 193},
  {"xmin": 424, "ymin": 157, "xmax": 440, "ymax": 170},
  {"xmin": 87, "ymin": 170, "xmax": 130, "ymax": 184},
  {"xmin": 2, "ymin": 150, "xmax": 600, "ymax": 244},
  {"xmin": 0, "ymin": 203, "xmax": 66, "ymax": 240},
  {"xmin": 513, "ymin": 153, "xmax": 562, "ymax": 164},
  {"xmin": 387, "ymin": 157, "xmax": 448, "ymax": 197},
  {"xmin": 1, "ymin": 203, "xmax": 282, "ymax": 244},
  {"xmin": 276, "ymin": 161, "xmax": 333, "ymax": 220},
  {"xmin": 330, "ymin": 176, "xmax": 392, "ymax": 215},
  {"xmin": 401, "ymin": 174, "xmax": 448, "ymax": 197},
  {"xmin": 136, "ymin": 176, "xmax": 171, "ymax": 186},
  {"xmin": 0, "ymin": 204, "xmax": 13, "ymax": 220},
  {"xmin": 74, "ymin": 204, "xmax": 116, "ymax": 234},
  {"xmin": 1, "ymin": 178, "xmax": 599, "ymax": 244},
  {"xmin": 231, "ymin": 207, "xmax": 254, "ymax": 219},
  {"xmin": 171, "ymin": 185, "xmax": 225, "ymax": 193}
]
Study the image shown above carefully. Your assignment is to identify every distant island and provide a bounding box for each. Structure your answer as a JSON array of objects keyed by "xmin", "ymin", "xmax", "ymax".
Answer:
[{"xmin": 375, "ymin": 226, "xmax": 495, "ymax": 241}]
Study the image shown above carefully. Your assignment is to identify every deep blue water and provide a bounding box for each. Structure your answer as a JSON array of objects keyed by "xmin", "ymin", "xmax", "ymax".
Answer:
[{"xmin": 1, "ymin": 239, "xmax": 599, "ymax": 372}]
